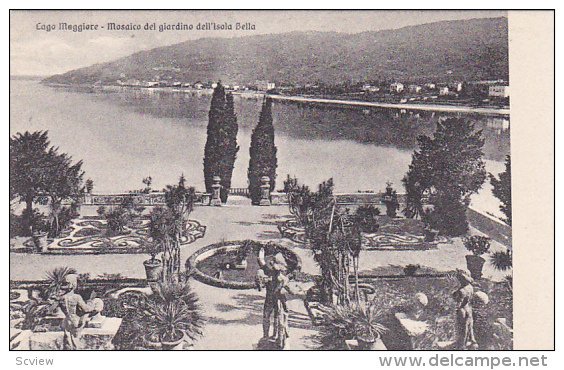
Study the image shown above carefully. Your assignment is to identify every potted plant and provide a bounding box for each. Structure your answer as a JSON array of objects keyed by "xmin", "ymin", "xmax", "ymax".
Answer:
[
  {"xmin": 143, "ymin": 240, "xmax": 163, "ymax": 282},
  {"xmin": 139, "ymin": 282, "xmax": 204, "ymax": 350},
  {"xmin": 464, "ymin": 236, "xmax": 491, "ymax": 280},
  {"xmin": 317, "ymin": 303, "xmax": 387, "ymax": 350},
  {"xmin": 353, "ymin": 304, "xmax": 388, "ymax": 350}
]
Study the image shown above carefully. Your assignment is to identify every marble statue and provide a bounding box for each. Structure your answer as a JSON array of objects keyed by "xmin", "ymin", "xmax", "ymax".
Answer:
[
  {"xmin": 54, "ymin": 274, "xmax": 99, "ymax": 350},
  {"xmin": 453, "ymin": 270, "xmax": 478, "ymax": 350},
  {"xmin": 256, "ymin": 248, "xmax": 291, "ymax": 349}
]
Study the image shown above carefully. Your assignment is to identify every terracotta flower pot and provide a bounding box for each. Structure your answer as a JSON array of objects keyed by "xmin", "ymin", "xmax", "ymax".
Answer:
[
  {"xmin": 143, "ymin": 335, "xmax": 162, "ymax": 350},
  {"xmin": 466, "ymin": 254, "xmax": 486, "ymax": 280},
  {"xmin": 143, "ymin": 259, "xmax": 163, "ymax": 282},
  {"xmin": 160, "ymin": 333, "xmax": 186, "ymax": 350},
  {"xmin": 356, "ymin": 333, "xmax": 381, "ymax": 350}
]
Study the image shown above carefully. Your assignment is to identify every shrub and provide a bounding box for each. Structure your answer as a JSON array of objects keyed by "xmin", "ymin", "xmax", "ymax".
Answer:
[
  {"xmin": 355, "ymin": 205, "xmax": 381, "ymax": 233},
  {"xmin": 403, "ymin": 264, "xmax": 420, "ymax": 276},
  {"xmin": 104, "ymin": 207, "xmax": 130, "ymax": 236},
  {"xmin": 464, "ymin": 236, "xmax": 491, "ymax": 256}
]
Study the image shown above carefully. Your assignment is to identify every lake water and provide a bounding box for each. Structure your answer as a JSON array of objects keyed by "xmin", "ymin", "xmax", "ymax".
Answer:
[{"xmin": 10, "ymin": 79, "xmax": 509, "ymax": 217}]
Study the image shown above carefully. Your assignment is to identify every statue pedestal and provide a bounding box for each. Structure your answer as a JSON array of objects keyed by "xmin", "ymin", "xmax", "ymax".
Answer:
[
  {"xmin": 393, "ymin": 312, "xmax": 429, "ymax": 350},
  {"xmin": 82, "ymin": 317, "xmax": 122, "ymax": 350},
  {"xmin": 28, "ymin": 317, "xmax": 122, "ymax": 350},
  {"xmin": 254, "ymin": 337, "xmax": 289, "ymax": 350}
]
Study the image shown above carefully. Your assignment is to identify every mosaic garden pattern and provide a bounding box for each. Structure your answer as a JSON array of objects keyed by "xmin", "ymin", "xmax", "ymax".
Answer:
[{"xmin": 43, "ymin": 217, "xmax": 206, "ymax": 254}]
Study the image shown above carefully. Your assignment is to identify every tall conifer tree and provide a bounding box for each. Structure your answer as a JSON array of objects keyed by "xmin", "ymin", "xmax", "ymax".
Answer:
[
  {"xmin": 248, "ymin": 97, "xmax": 277, "ymax": 204},
  {"xmin": 203, "ymin": 83, "xmax": 239, "ymax": 202}
]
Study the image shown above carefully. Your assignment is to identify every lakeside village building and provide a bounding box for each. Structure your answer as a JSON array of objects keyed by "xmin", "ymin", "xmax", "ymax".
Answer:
[
  {"xmin": 488, "ymin": 85, "xmax": 510, "ymax": 98},
  {"xmin": 389, "ymin": 82, "xmax": 404, "ymax": 93},
  {"xmin": 255, "ymin": 80, "xmax": 276, "ymax": 91}
]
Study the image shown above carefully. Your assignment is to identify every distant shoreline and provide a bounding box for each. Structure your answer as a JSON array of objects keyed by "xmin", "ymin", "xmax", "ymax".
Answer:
[
  {"xmin": 267, "ymin": 94, "xmax": 510, "ymax": 116},
  {"xmin": 28, "ymin": 79, "xmax": 510, "ymax": 117}
]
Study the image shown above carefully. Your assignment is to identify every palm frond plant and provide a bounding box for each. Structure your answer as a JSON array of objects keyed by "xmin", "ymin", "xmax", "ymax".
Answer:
[
  {"xmin": 137, "ymin": 281, "xmax": 205, "ymax": 349},
  {"xmin": 44, "ymin": 266, "xmax": 77, "ymax": 298},
  {"xmin": 490, "ymin": 249, "xmax": 512, "ymax": 271},
  {"xmin": 316, "ymin": 303, "xmax": 387, "ymax": 350}
]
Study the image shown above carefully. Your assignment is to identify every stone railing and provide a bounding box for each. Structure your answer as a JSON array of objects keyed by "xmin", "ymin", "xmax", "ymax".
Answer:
[
  {"xmin": 270, "ymin": 191, "xmax": 405, "ymax": 207},
  {"xmin": 81, "ymin": 192, "xmax": 211, "ymax": 207}
]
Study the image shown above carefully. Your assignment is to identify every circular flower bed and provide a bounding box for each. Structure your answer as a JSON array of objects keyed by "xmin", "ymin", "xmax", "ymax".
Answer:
[{"xmin": 186, "ymin": 240, "xmax": 301, "ymax": 290}]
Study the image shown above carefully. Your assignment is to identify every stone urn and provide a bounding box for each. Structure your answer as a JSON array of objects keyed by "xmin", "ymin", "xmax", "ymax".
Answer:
[
  {"xmin": 356, "ymin": 333, "xmax": 386, "ymax": 350},
  {"xmin": 160, "ymin": 333, "xmax": 186, "ymax": 351},
  {"xmin": 32, "ymin": 231, "xmax": 49, "ymax": 253},
  {"xmin": 259, "ymin": 176, "xmax": 271, "ymax": 206},
  {"xmin": 465, "ymin": 255, "xmax": 486, "ymax": 280},
  {"xmin": 210, "ymin": 176, "xmax": 222, "ymax": 206},
  {"xmin": 143, "ymin": 259, "xmax": 163, "ymax": 282}
]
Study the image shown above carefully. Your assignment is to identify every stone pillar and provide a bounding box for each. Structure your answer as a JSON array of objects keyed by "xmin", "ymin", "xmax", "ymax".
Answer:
[
  {"xmin": 211, "ymin": 176, "xmax": 222, "ymax": 206},
  {"xmin": 259, "ymin": 176, "xmax": 271, "ymax": 206}
]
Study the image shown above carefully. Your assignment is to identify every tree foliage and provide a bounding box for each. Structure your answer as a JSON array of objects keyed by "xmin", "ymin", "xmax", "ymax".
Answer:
[
  {"xmin": 402, "ymin": 118, "xmax": 486, "ymax": 236},
  {"xmin": 248, "ymin": 97, "xmax": 277, "ymax": 204},
  {"xmin": 489, "ymin": 155, "xmax": 511, "ymax": 225},
  {"xmin": 10, "ymin": 131, "xmax": 84, "ymax": 236},
  {"xmin": 203, "ymin": 83, "xmax": 239, "ymax": 203}
]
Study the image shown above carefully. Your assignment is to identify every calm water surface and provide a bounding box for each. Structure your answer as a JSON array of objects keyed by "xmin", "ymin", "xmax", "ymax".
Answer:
[{"xmin": 10, "ymin": 79, "xmax": 509, "ymax": 216}]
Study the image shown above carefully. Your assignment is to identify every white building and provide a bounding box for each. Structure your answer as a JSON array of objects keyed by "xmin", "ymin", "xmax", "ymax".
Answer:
[
  {"xmin": 425, "ymin": 83, "xmax": 436, "ymax": 90},
  {"xmin": 438, "ymin": 86, "xmax": 449, "ymax": 96},
  {"xmin": 450, "ymin": 81, "xmax": 463, "ymax": 92},
  {"xmin": 362, "ymin": 84, "xmax": 380, "ymax": 92},
  {"xmin": 389, "ymin": 82, "xmax": 404, "ymax": 93},
  {"xmin": 256, "ymin": 80, "xmax": 276, "ymax": 91},
  {"xmin": 408, "ymin": 84, "xmax": 422, "ymax": 93},
  {"xmin": 488, "ymin": 85, "xmax": 510, "ymax": 98}
]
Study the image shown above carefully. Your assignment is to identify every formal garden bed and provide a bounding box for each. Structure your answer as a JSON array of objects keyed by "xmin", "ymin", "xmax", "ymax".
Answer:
[
  {"xmin": 31, "ymin": 216, "xmax": 206, "ymax": 254},
  {"xmin": 278, "ymin": 215, "xmax": 448, "ymax": 250}
]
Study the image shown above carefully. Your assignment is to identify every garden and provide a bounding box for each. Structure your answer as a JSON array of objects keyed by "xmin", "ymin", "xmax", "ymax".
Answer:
[{"xmin": 9, "ymin": 98, "xmax": 514, "ymax": 351}]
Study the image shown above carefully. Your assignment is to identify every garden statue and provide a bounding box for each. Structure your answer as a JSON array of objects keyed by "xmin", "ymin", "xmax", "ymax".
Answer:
[
  {"xmin": 453, "ymin": 270, "xmax": 478, "ymax": 350},
  {"xmin": 54, "ymin": 274, "xmax": 99, "ymax": 350},
  {"xmin": 256, "ymin": 248, "xmax": 291, "ymax": 349},
  {"xmin": 259, "ymin": 176, "xmax": 272, "ymax": 206},
  {"xmin": 211, "ymin": 176, "xmax": 222, "ymax": 206}
]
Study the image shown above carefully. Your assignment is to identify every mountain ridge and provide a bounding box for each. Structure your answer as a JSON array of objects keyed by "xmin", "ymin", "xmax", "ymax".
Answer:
[{"xmin": 43, "ymin": 17, "xmax": 508, "ymax": 85}]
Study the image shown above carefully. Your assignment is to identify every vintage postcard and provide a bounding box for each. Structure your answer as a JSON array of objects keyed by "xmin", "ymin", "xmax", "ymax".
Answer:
[{"xmin": 8, "ymin": 10, "xmax": 554, "ymax": 353}]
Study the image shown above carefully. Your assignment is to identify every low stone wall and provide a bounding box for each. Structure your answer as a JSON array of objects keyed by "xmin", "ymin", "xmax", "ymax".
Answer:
[{"xmin": 467, "ymin": 207, "xmax": 512, "ymax": 248}]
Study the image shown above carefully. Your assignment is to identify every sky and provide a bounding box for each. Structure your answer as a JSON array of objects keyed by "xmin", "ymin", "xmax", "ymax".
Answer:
[{"xmin": 10, "ymin": 10, "xmax": 507, "ymax": 76}]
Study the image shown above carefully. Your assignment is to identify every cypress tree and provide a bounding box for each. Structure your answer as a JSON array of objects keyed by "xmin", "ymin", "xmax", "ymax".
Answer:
[
  {"xmin": 248, "ymin": 97, "xmax": 278, "ymax": 204},
  {"xmin": 203, "ymin": 83, "xmax": 239, "ymax": 202},
  {"xmin": 218, "ymin": 93, "xmax": 239, "ymax": 202}
]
